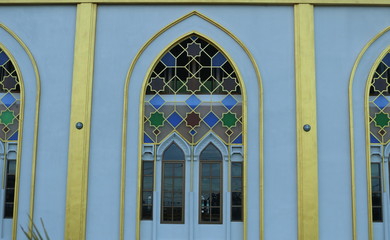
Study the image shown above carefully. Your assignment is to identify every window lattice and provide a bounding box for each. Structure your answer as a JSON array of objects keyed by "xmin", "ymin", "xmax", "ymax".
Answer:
[
  {"xmin": 0, "ymin": 48, "xmax": 20, "ymax": 142},
  {"xmin": 144, "ymin": 35, "xmax": 242, "ymax": 145}
]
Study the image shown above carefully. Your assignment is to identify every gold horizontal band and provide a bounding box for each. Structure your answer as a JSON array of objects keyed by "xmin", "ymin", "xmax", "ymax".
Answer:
[{"xmin": 0, "ymin": 0, "xmax": 389, "ymax": 5}]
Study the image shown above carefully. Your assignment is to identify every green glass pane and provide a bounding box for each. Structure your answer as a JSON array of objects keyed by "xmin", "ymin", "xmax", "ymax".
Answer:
[
  {"xmin": 0, "ymin": 110, "xmax": 14, "ymax": 125},
  {"xmin": 222, "ymin": 112, "xmax": 237, "ymax": 128},
  {"xmin": 149, "ymin": 111, "xmax": 165, "ymax": 128},
  {"xmin": 374, "ymin": 112, "xmax": 390, "ymax": 128}
]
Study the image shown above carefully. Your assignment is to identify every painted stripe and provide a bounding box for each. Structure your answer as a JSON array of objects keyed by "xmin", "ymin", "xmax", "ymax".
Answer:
[
  {"xmin": 294, "ymin": 4, "xmax": 319, "ymax": 240},
  {"xmin": 65, "ymin": 3, "xmax": 96, "ymax": 240}
]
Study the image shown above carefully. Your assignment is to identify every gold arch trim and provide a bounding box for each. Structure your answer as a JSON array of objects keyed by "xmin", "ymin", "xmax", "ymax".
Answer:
[
  {"xmin": 120, "ymin": 10, "xmax": 264, "ymax": 240},
  {"xmin": 348, "ymin": 26, "xmax": 390, "ymax": 240},
  {"xmin": 0, "ymin": 23, "xmax": 41, "ymax": 240}
]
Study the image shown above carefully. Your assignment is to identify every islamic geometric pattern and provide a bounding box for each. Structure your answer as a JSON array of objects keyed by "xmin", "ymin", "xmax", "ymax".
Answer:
[
  {"xmin": 369, "ymin": 52, "xmax": 390, "ymax": 144},
  {"xmin": 144, "ymin": 35, "xmax": 242, "ymax": 145},
  {"xmin": 0, "ymin": 49, "xmax": 20, "ymax": 142}
]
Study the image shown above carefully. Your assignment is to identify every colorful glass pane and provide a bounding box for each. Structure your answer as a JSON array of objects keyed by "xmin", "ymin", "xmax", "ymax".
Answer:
[
  {"xmin": 0, "ymin": 48, "xmax": 20, "ymax": 142},
  {"xmin": 369, "ymin": 52, "xmax": 390, "ymax": 144},
  {"xmin": 144, "ymin": 35, "xmax": 242, "ymax": 145}
]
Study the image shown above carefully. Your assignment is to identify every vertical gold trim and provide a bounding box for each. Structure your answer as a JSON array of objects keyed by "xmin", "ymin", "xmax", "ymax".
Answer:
[
  {"xmin": 64, "ymin": 3, "xmax": 96, "ymax": 240},
  {"xmin": 0, "ymin": 24, "xmax": 41, "ymax": 240},
  {"xmin": 120, "ymin": 11, "xmax": 263, "ymax": 240},
  {"xmin": 294, "ymin": 4, "xmax": 319, "ymax": 240},
  {"xmin": 349, "ymin": 26, "xmax": 390, "ymax": 240}
]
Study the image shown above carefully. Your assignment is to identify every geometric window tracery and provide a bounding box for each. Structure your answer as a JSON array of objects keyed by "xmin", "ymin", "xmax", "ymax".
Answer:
[
  {"xmin": 368, "ymin": 51, "xmax": 390, "ymax": 223},
  {"xmin": 0, "ymin": 48, "xmax": 21, "ymax": 219},
  {"xmin": 369, "ymin": 52, "xmax": 390, "ymax": 144},
  {"xmin": 144, "ymin": 35, "xmax": 242, "ymax": 146},
  {"xmin": 0, "ymin": 48, "xmax": 20, "ymax": 142}
]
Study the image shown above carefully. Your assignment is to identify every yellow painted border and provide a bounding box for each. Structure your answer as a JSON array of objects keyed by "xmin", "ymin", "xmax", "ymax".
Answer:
[
  {"xmin": 349, "ymin": 26, "xmax": 390, "ymax": 240},
  {"xmin": 0, "ymin": 0, "xmax": 389, "ymax": 5},
  {"xmin": 120, "ymin": 11, "xmax": 263, "ymax": 240},
  {"xmin": 294, "ymin": 4, "xmax": 319, "ymax": 240},
  {"xmin": 0, "ymin": 24, "xmax": 41, "ymax": 240},
  {"xmin": 64, "ymin": 3, "xmax": 96, "ymax": 240}
]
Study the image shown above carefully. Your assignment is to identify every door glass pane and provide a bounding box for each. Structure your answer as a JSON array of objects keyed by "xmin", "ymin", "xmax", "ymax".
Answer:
[
  {"xmin": 161, "ymin": 162, "xmax": 184, "ymax": 223},
  {"xmin": 199, "ymin": 161, "xmax": 222, "ymax": 224}
]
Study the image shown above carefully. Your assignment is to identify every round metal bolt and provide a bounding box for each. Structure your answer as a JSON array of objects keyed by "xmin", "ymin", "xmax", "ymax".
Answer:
[
  {"xmin": 303, "ymin": 124, "xmax": 311, "ymax": 132},
  {"xmin": 76, "ymin": 122, "xmax": 83, "ymax": 130}
]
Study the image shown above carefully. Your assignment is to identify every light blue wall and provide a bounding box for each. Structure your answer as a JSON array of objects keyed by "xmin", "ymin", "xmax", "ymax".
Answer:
[
  {"xmin": 315, "ymin": 6, "xmax": 390, "ymax": 240},
  {"xmin": 0, "ymin": 6, "xmax": 76, "ymax": 240},
  {"xmin": 90, "ymin": 5, "xmax": 295, "ymax": 240}
]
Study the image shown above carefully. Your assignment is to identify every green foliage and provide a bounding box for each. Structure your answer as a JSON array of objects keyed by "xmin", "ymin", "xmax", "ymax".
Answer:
[{"xmin": 20, "ymin": 216, "xmax": 50, "ymax": 240}]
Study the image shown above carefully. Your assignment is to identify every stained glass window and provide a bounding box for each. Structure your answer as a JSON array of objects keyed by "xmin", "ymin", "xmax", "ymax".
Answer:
[
  {"xmin": 368, "ymin": 51, "xmax": 390, "ymax": 222},
  {"xmin": 141, "ymin": 34, "xmax": 243, "ymax": 224},
  {"xmin": 0, "ymin": 48, "xmax": 21, "ymax": 219},
  {"xmin": 144, "ymin": 35, "xmax": 242, "ymax": 146}
]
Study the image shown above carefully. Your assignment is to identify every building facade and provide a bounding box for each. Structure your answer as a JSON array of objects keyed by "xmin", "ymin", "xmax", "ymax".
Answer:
[{"xmin": 0, "ymin": 1, "xmax": 389, "ymax": 239}]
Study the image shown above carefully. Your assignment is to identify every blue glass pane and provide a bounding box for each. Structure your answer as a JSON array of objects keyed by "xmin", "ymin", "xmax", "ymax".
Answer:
[
  {"xmin": 185, "ymin": 95, "xmax": 201, "ymax": 109},
  {"xmin": 212, "ymin": 52, "xmax": 226, "ymax": 67},
  {"xmin": 190, "ymin": 129, "xmax": 197, "ymax": 135},
  {"xmin": 374, "ymin": 95, "xmax": 389, "ymax": 109},
  {"xmin": 1, "ymin": 93, "xmax": 16, "ymax": 107},
  {"xmin": 144, "ymin": 134, "xmax": 153, "ymax": 143},
  {"xmin": 161, "ymin": 52, "xmax": 175, "ymax": 67},
  {"xmin": 0, "ymin": 51, "xmax": 9, "ymax": 65},
  {"xmin": 200, "ymin": 144, "xmax": 222, "ymax": 160},
  {"xmin": 149, "ymin": 95, "xmax": 165, "ymax": 109},
  {"xmin": 370, "ymin": 134, "xmax": 380, "ymax": 144},
  {"xmin": 383, "ymin": 53, "xmax": 390, "ymax": 67},
  {"xmin": 167, "ymin": 112, "xmax": 183, "ymax": 127},
  {"xmin": 222, "ymin": 95, "xmax": 237, "ymax": 110},
  {"xmin": 204, "ymin": 112, "xmax": 219, "ymax": 127},
  {"xmin": 9, "ymin": 131, "xmax": 17, "ymax": 141},
  {"xmin": 163, "ymin": 143, "xmax": 184, "ymax": 160},
  {"xmin": 232, "ymin": 134, "xmax": 242, "ymax": 144}
]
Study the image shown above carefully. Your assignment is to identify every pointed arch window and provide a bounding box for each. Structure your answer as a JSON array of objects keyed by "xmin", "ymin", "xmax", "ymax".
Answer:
[
  {"xmin": 161, "ymin": 143, "xmax": 185, "ymax": 223},
  {"xmin": 199, "ymin": 143, "xmax": 222, "ymax": 223},
  {"xmin": 141, "ymin": 34, "xmax": 243, "ymax": 223},
  {"xmin": 368, "ymin": 51, "xmax": 390, "ymax": 222},
  {"xmin": 0, "ymin": 47, "xmax": 21, "ymax": 219}
]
